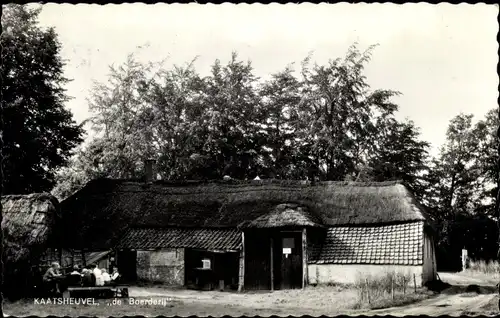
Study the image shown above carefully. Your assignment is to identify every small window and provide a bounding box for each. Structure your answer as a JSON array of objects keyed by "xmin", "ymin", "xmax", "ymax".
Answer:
[{"xmin": 202, "ymin": 258, "xmax": 211, "ymax": 269}]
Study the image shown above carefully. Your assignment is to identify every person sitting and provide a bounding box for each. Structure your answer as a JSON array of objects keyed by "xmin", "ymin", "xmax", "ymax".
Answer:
[
  {"xmin": 110, "ymin": 266, "xmax": 120, "ymax": 285},
  {"xmin": 70, "ymin": 265, "xmax": 81, "ymax": 276},
  {"xmin": 67, "ymin": 265, "xmax": 82, "ymax": 287},
  {"xmin": 81, "ymin": 267, "xmax": 95, "ymax": 287},
  {"xmin": 43, "ymin": 262, "xmax": 63, "ymax": 294},
  {"xmin": 102, "ymin": 268, "xmax": 111, "ymax": 285},
  {"xmin": 93, "ymin": 264, "xmax": 104, "ymax": 286}
]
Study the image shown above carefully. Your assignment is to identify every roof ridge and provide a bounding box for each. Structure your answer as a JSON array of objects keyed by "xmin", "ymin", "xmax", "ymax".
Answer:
[
  {"xmin": 1, "ymin": 192, "xmax": 56, "ymax": 199},
  {"xmin": 1, "ymin": 193, "xmax": 60, "ymax": 210},
  {"xmin": 91, "ymin": 177, "xmax": 404, "ymax": 188}
]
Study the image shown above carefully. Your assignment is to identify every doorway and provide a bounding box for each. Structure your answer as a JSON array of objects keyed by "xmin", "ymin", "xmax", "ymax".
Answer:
[
  {"xmin": 116, "ymin": 250, "xmax": 137, "ymax": 283},
  {"xmin": 276, "ymin": 231, "xmax": 303, "ymax": 289}
]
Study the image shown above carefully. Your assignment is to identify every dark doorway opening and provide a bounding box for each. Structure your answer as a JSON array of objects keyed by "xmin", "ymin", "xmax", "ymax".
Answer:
[
  {"xmin": 185, "ymin": 249, "xmax": 239, "ymax": 290},
  {"xmin": 117, "ymin": 250, "xmax": 137, "ymax": 283}
]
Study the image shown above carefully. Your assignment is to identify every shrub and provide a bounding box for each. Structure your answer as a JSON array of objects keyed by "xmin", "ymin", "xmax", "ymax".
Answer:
[
  {"xmin": 354, "ymin": 269, "xmax": 421, "ymax": 309},
  {"xmin": 467, "ymin": 259, "xmax": 500, "ymax": 275}
]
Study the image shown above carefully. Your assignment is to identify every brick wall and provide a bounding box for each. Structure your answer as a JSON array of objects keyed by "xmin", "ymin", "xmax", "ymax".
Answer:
[{"xmin": 137, "ymin": 249, "xmax": 185, "ymax": 285}]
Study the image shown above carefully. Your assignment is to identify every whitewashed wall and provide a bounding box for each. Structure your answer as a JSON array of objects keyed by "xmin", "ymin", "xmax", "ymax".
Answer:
[{"xmin": 308, "ymin": 264, "xmax": 424, "ymax": 287}]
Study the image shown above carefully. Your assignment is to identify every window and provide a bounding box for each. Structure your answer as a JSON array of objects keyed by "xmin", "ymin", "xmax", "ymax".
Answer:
[{"xmin": 202, "ymin": 258, "xmax": 211, "ymax": 269}]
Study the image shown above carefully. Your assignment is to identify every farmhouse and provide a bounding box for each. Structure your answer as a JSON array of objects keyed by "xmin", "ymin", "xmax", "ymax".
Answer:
[
  {"xmin": 1, "ymin": 193, "xmax": 60, "ymax": 297},
  {"xmin": 57, "ymin": 173, "xmax": 437, "ymax": 290}
]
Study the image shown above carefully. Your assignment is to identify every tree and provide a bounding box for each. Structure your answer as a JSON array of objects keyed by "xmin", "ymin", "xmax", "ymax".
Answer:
[
  {"xmin": 85, "ymin": 54, "xmax": 166, "ymax": 179},
  {"xmin": 427, "ymin": 111, "xmax": 498, "ymax": 270},
  {"xmin": 80, "ymin": 52, "xmax": 266, "ymax": 184},
  {"xmin": 364, "ymin": 118, "xmax": 431, "ymax": 200},
  {"xmin": 202, "ymin": 53, "xmax": 264, "ymax": 179},
  {"xmin": 258, "ymin": 65, "xmax": 303, "ymax": 179},
  {"xmin": 54, "ymin": 44, "xmax": 434, "ymax": 201},
  {"xmin": 51, "ymin": 142, "xmax": 115, "ymax": 200},
  {"xmin": 474, "ymin": 108, "xmax": 499, "ymax": 216},
  {"xmin": 297, "ymin": 44, "xmax": 401, "ymax": 181},
  {"xmin": 428, "ymin": 114, "xmax": 487, "ymax": 219},
  {"xmin": 145, "ymin": 58, "xmax": 211, "ymax": 180},
  {"xmin": 1, "ymin": 4, "xmax": 83, "ymax": 194}
]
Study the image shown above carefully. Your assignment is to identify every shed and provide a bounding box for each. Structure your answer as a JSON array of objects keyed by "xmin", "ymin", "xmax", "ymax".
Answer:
[{"xmin": 1, "ymin": 193, "xmax": 60, "ymax": 297}]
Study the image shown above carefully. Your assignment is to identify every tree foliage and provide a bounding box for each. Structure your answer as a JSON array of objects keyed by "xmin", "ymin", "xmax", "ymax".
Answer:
[
  {"xmin": 53, "ymin": 44, "xmax": 434, "ymax": 201},
  {"xmin": 426, "ymin": 110, "xmax": 499, "ymax": 270},
  {"xmin": 297, "ymin": 45, "xmax": 402, "ymax": 181},
  {"xmin": 2, "ymin": 4, "xmax": 83, "ymax": 194},
  {"xmin": 363, "ymin": 119, "xmax": 430, "ymax": 200}
]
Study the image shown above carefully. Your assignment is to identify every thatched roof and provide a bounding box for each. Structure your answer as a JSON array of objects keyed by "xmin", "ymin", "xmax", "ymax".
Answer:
[
  {"xmin": 1, "ymin": 193, "xmax": 59, "ymax": 264},
  {"xmin": 59, "ymin": 178, "xmax": 428, "ymax": 250},
  {"xmin": 239, "ymin": 203, "xmax": 324, "ymax": 229}
]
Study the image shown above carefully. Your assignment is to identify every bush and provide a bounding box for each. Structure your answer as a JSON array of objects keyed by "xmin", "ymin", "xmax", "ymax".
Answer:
[{"xmin": 466, "ymin": 259, "xmax": 500, "ymax": 275}]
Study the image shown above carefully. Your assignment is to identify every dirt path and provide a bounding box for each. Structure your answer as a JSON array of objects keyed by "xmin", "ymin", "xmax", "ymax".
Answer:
[
  {"xmin": 362, "ymin": 272, "xmax": 499, "ymax": 316},
  {"xmin": 438, "ymin": 272, "xmax": 500, "ymax": 286},
  {"xmin": 364, "ymin": 293, "xmax": 496, "ymax": 316}
]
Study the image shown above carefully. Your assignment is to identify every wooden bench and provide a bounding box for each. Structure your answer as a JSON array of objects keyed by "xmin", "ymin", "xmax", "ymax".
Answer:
[{"xmin": 64, "ymin": 285, "xmax": 129, "ymax": 299}]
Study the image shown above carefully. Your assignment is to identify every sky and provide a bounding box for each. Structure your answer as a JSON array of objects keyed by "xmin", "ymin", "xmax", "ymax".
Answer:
[{"xmin": 36, "ymin": 3, "xmax": 499, "ymax": 156}]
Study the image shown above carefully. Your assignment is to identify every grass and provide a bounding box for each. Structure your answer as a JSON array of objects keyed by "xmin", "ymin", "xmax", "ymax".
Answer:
[
  {"xmin": 368, "ymin": 293, "xmax": 431, "ymax": 310},
  {"xmin": 466, "ymin": 259, "xmax": 500, "ymax": 275},
  {"xmin": 459, "ymin": 259, "xmax": 500, "ymax": 285},
  {"xmin": 2, "ymin": 286, "xmax": 360, "ymax": 317},
  {"xmin": 353, "ymin": 270, "xmax": 433, "ymax": 310}
]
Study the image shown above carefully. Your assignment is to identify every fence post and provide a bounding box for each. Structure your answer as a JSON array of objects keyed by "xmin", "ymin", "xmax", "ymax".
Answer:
[
  {"xmin": 413, "ymin": 273, "xmax": 417, "ymax": 293},
  {"xmin": 391, "ymin": 276, "xmax": 394, "ymax": 300},
  {"xmin": 403, "ymin": 276, "xmax": 406, "ymax": 295},
  {"xmin": 365, "ymin": 278, "xmax": 370, "ymax": 305}
]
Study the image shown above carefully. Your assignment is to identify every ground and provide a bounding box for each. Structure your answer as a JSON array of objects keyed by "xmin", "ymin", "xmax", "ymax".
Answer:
[
  {"xmin": 362, "ymin": 272, "xmax": 498, "ymax": 316},
  {"xmin": 3, "ymin": 272, "xmax": 499, "ymax": 317}
]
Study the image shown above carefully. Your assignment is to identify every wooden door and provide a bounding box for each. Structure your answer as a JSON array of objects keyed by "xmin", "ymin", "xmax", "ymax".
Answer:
[
  {"xmin": 280, "ymin": 232, "xmax": 302, "ymax": 289},
  {"xmin": 117, "ymin": 250, "xmax": 137, "ymax": 282}
]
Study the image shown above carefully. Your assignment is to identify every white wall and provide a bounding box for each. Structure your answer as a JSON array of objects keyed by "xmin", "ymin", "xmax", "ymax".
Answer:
[
  {"xmin": 137, "ymin": 248, "xmax": 185, "ymax": 285},
  {"xmin": 308, "ymin": 264, "xmax": 424, "ymax": 287}
]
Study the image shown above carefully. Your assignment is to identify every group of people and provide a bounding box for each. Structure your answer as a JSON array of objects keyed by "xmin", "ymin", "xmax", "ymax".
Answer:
[
  {"xmin": 71, "ymin": 264, "xmax": 120, "ymax": 286},
  {"xmin": 42, "ymin": 262, "xmax": 121, "ymax": 294}
]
